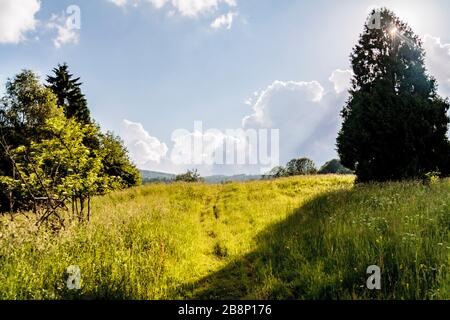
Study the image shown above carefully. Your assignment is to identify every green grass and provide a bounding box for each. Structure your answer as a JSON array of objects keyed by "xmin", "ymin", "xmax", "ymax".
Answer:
[{"xmin": 1, "ymin": 175, "xmax": 449, "ymax": 299}]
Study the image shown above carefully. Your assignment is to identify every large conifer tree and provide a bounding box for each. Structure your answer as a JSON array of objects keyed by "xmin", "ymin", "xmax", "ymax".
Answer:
[
  {"xmin": 46, "ymin": 63, "xmax": 91, "ymax": 124},
  {"xmin": 337, "ymin": 8, "xmax": 450, "ymax": 182}
]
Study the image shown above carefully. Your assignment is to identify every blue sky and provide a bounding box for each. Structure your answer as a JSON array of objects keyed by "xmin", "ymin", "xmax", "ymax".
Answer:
[{"xmin": 1, "ymin": 0, "xmax": 450, "ymax": 174}]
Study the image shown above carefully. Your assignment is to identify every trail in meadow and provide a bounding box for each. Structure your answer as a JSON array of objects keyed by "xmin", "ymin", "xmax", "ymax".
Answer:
[
  {"xmin": 200, "ymin": 189, "xmax": 220, "ymax": 224},
  {"xmin": 199, "ymin": 187, "xmax": 223, "ymax": 263}
]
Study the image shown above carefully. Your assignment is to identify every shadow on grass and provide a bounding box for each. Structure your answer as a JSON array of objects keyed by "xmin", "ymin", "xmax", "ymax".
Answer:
[
  {"xmin": 57, "ymin": 189, "xmax": 349, "ymax": 300},
  {"xmin": 170, "ymin": 188, "xmax": 373, "ymax": 300},
  {"xmin": 170, "ymin": 181, "xmax": 450, "ymax": 300}
]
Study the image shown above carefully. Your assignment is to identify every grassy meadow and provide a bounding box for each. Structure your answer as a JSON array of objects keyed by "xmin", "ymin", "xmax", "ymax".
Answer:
[{"xmin": 1, "ymin": 175, "xmax": 449, "ymax": 300}]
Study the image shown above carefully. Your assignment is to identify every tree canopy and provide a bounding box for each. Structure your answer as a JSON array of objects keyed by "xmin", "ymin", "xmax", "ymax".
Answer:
[
  {"xmin": 319, "ymin": 159, "xmax": 353, "ymax": 175},
  {"xmin": 265, "ymin": 157, "xmax": 317, "ymax": 179},
  {"xmin": 286, "ymin": 158, "xmax": 317, "ymax": 176}
]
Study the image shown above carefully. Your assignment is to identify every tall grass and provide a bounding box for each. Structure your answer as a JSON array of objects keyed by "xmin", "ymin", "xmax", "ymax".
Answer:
[{"xmin": 0, "ymin": 175, "xmax": 449, "ymax": 299}]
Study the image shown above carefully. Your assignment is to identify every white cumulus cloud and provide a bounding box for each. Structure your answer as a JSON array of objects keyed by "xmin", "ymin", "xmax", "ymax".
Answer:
[
  {"xmin": 243, "ymin": 80, "xmax": 325, "ymax": 128},
  {"xmin": 108, "ymin": 0, "xmax": 237, "ymax": 17},
  {"xmin": 121, "ymin": 119, "xmax": 169, "ymax": 165},
  {"xmin": 109, "ymin": 0, "xmax": 129, "ymax": 6},
  {"xmin": 242, "ymin": 73, "xmax": 348, "ymax": 167},
  {"xmin": 423, "ymin": 35, "xmax": 450, "ymax": 98},
  {"xmin": 47, "ymin": 13, "xmax": 79, "ymax": 48},
  {"xmin": 0, "ymin": 0, "xmax": 40, "ymax": 44},
  {"xmin": 170, "ymin": 126, "xmax": 252, "ymax": 167},
  {"xmin": 170, "ymin": 128, "xmax": 224, "ymax": 166},
  {"xmin": 211, "ymin": 12, "xmax": 236, "ymax": 30},
  {"xmin": 329, "ymin": 69, "xmax": 353, "ymax": 94}
]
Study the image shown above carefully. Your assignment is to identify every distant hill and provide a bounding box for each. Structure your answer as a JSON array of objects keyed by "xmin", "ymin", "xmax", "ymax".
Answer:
[{"xmin": 140, "ymin": 170, "xmax": 261, "ymax": 184}]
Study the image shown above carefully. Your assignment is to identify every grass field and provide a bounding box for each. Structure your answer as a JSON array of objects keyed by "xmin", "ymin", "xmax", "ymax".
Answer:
[{"xmin": 1, "ymin": 175, "xmax": 449, "ymax": 300}]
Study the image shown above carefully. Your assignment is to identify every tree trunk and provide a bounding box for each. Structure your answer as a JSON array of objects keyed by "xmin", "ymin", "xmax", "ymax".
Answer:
[
  {"xmin": 87, "ymin": 196, "xmax": 91, "ymax": 222},
  {"xmin": 79, "ymin": 197, "xmax": 84, "ymax": 223},
  {"xmin": 71, "ymin": 196, "xmax": 75, "ymax": 221}
]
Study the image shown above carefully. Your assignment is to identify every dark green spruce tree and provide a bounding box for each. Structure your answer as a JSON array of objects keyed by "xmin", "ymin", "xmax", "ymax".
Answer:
[
  {"xmin": 46, "ymin": 63, "xmax": 91, "ymax": 124},
  {"xmin": 337, "ymin": 8, "xmax": 450, "ymax": 182}
]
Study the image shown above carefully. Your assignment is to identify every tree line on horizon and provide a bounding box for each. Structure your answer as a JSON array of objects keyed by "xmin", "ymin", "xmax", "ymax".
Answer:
[
  {"xmin": 0, "ymin": 64, "xmax": 141, "ymax": 225},
  {"xmin": 264, "ymin": 158, "xmax": 353, "ymax": 179}
]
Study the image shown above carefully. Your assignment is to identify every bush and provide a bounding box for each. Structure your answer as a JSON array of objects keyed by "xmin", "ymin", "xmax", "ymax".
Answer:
[
  {"xmin": 286, "ymin": 158, "xmax": 317, "ymax": 176},
  {"xmin": 265, "ymin": 158, "xmax": 317, "ymax": 179},
  {"xmin": 175, "ymin": 169, "xmax": 204, "ymax": 183},
  {"xmin": 319, "ymin": 159, "xmax": 353, "ymax": 175}
]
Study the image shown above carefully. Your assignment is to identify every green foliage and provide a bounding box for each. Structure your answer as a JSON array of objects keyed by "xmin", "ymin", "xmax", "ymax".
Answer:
[
  {"xmin": 423, "ymin": 171, "xmax": 441, "ymax": 185},
  {"xmin": 175, "ymin": 169, "xmax": 204, "ymax": 183},
  {"xmin": 264, "ymin": 166, "xmax": 287, "ymax": 179},
  {"xmin": 1, "ymin": 176, "xmax": 449, "ymax": 299},
  {"xmin": 0, "ymin": 70, "xmax": 59, "ymax": 138},
  {"xmin": 46, "ymin": 63, "xmax": 91, "ymax": 124},
  {"xmin": 265, "ymin": 158, "xmax": 317, "ymax": 179},
  {"xmin": 25, "ymin": 114, "xmax": 105, "ymax": 198},
  {"xmin": 319, "ymin": 159, "xmax": 353, "ymax": 175},
  {"xmin": 337, "ymin": 8, "xmax": 450, "ymax": 182},
  {"xmin": 0, "ymin": 70, "xmax": 60, "ymax": 211},
  {"xmin": 286, "ymin": 157, "xmax": 317, "ymax": 176},
  {"xmin": 99, "ymin": 133, "xmax": 142, "ymax": 188},
  {"xmin": 1, "ymin": 68, "xmax": 141, "ymax": 215},
  {"xmin": 4, "ymin": 110, "xmax": 115, "ymax": 222}
]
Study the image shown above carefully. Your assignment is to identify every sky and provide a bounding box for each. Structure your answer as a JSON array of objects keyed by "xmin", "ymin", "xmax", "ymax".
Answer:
[{"xmin": 1, "ymin": 0, "xmax": 450, "ymax": 175}]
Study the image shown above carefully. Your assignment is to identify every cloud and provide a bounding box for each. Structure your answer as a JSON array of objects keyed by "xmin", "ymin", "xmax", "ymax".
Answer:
[
  {"xmin": 108, "ymin": 0, "xmax": 237, "ymax": 17},
  {"xmin": 329, "ymin": 69, "xmax": 353, "ymax": 94},
  {"xmin": 0, "ymin": 0, "xmax": 82, "ymax": 48},
  {"xmin": 170, "ymin": 126, "xmax": 226, "ymax": 166},
  {"xmin": 423, "ymin": 35, "xmax": 450, "ymax": 98},
  {"xmin": 169, "ymin": 124, "xmax": 257, "ymax": 169},
  {"xmin": 150, "ymin": 0, "xmax": 169, "ymax": 9},
  {"xmin": 242, "ymin": 73, "xmax": 349, "ymax": 167},
  {"xmin": 242, "ymin": 80, "xmax": 325, "ymax": 128},
  {"xmin": 172, "ymin": 0, "xmax": 235, "ymax": 17},
  {"xmin": 0, "ymin": 0, "xmax": 40, "ymax": 44},
  {"xmin": 108, "ymin": 0, "xmax": 129, "ymax": 6},
  {"xmin": 121, "ymin": 119, "xmax": 277, "ymax": 175},
  {"xmin": 211, "ymin": 12, "xmax": 236, "ymax": 30},
  {"xmin": 121, "ymin": 119, "xmax": 169, "ymax": 165},
  {"xmin": 47, "ymin": 13, "xmax": 80, "ymax": 48}
]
